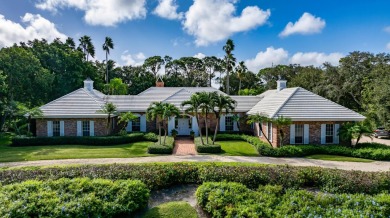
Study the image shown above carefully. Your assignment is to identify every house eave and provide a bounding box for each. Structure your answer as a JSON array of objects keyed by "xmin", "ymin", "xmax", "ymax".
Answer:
[{"xmin": 33, "ymin": 114, "xmax": 112, "ymax": 119}]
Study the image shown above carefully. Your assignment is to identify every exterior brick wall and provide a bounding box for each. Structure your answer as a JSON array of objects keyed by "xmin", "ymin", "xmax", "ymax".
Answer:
[
  {"xmin": 256, "ymin": 121, "xmax": 344, "ymax": 147},
  {"xmin": 36, "ymin": 118, "xmax": 108, "ymax": 137}
]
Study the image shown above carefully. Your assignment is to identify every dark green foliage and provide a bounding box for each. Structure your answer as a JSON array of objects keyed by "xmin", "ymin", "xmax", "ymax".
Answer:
[
  {"xmin": 147, "ymin": 136, "xmax": 174, "ymax": 154},
  {"xmin": 196, "ymin": 182, "xmax": 390, "ymax": 218},
  {"xmin": 11, "ymin": 133, "xmax": 153, "ymax": 146},
  {"xmin": 1, "ymin": 163, "xmax": 390, "ymax": 194},
  {"xmin": 143, "ymin": 132, "xmax": 158, "ymax": 142},
  {"xmin": 195, "ymin": 137, "xmax": 222, "ymax": 153},
  {"xmin": 0, "ymin": 178, "xmax": 149, "ymax": 218}
]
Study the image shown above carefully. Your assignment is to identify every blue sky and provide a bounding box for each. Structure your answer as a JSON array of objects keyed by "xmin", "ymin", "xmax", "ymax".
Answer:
[{"xmin": 1, "ymin": 0, "xmax": 389, "ymax": 72}]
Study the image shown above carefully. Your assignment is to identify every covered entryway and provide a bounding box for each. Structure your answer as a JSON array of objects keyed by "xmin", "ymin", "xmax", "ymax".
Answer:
[
  {"xmin": 177, "ymin": 118, "xmax": 191, "ymax": 135},
  {"xmin": 168, "ymin": 114, "xmax": 199, "ymax": 136}
]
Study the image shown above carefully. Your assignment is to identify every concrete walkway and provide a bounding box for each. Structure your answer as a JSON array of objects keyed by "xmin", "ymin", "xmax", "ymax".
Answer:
[
  {"xmin": 1, "ymin": 155, "xmax": 389, "ymax": 172},
  {"xmin": 173, "ymin": 138, "xmax": 197, "ymax": 156}
]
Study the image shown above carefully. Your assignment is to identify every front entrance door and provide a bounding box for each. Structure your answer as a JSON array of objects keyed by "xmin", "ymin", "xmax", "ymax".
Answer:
[{"xmin": 177, "ymin": 118, "xmax": 191, "ymax": 135}]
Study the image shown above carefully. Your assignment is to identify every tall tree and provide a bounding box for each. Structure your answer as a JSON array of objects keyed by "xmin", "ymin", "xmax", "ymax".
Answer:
[
  {"xmin": 161, "ymin": 103, "xmax": 180, "ymax": 145},
  {"xmin": 203, "ymin": 56, "xmax": 222, "ymax": 87},
  {"xmin": 223, "ymin": 39, "xmax": 236, "ymax": 94},
  {"xmin": 146, "ymin": 102, "xmax": 165, "ymax": 144},
  {"xmin": 235, "ymin": 61, "xmax": 247, "ymax": 94},
  {"xmin": 198, "ymin": 92, "xmax": 213, "ymax": 144},
  {"xmin": 78, "ymin": 35, "xmax": 95, "ymax": 61},
  {"xmin": 210, "ymin": 92, "xmax": 237, "ymax": 144},
  {"xmin": 104, "ymin": 78, "xmax": 128, "ymax": 95},
  {"xmin": 271, "ymin": 116, "xmax": 292, "ymax": 147},
  {"xmin": 99, "ymin": 102, "xmax": 118, "ymax": 135},
  {"xmin": 181, "ymin": 93, "xmax": 205, "ymax": 145},
  {"xmin": 143, "ymin": 56, "xmax": 165, "ymax": 79},
  {"xmin": 247, "ymin": 113, "xmax": 272, "ymax": 146},
  {"xmin": 102, "ymin": 37, "xmax": 114, "ymax": 83}
]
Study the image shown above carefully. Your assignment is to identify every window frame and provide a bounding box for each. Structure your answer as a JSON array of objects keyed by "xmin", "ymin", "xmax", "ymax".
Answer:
[
  {"xmin": 52, "ymin": 121, "xmax": 60, "ymax": 137},
  {"xmin": 325, "ymin": 124, "xmax": 334, "ymax": 144},
  {"xmin": 132, "ymin": 117, "xmax": 141, "ymax": 132},
  {"xmin": 225, "ymin": 116, "xmax": 234, "ymax": 131},
  {"xmin": 82, "ymin": 121, "xmax": 90, "ymax": 137},
  {"xmin": 295, "ymin": 124, "xmax": 304, "ymax": 144}
]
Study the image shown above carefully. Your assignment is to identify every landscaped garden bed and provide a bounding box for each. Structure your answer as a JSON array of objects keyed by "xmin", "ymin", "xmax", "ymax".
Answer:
[{"xmin": 147, "ymin": 136, "xmax": 175, "ymax": 154}]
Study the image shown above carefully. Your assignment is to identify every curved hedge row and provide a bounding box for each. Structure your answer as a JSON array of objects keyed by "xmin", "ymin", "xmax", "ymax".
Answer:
[
  {"xmin": 195, "ymin": 137, "xmax": 222, "ymax": 153},
  {"xmin": 197, "ymin": 182, "xmax": 390, "ymax": 218},
  {"xmin": 147, "ymin": 136, "xmax": 175, "ymax": 154},
  {"xmin": 216, "ymin": 134, "xmax": 390, "ymax": 161},
  {"xmin": 11, "ymin": 132, "xmax": 158, "ymax": 146},
  {"xmin": 1, "ymin": 163, "xmax": 389, "ymax": 194},
  {"xmin": 0, "ymin": 178, "xmax": 149, "ymax": 218}
]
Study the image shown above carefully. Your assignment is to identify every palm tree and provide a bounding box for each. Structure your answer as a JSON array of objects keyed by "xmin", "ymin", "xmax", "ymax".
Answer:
[
  {"xmin": 146, "ymin": 102, "xmax": 164, "ymax": 144},
  {"xmin": 118, "ymin": 111, "xmax": 137, "ymax": 131},
  {"xmin": 339, "ymin": 122, "xmax": 373, "ymax": 147},
  {"xmin": 198, "ymin": 92, "xmax": 213, "ymax": 144},
  {"xmin": 99, "ymin": 102, "xmax": 118, "ymax": 135},
  {"xmin": 232, "ymin": 114, "xmax": 240, "ymax": 132},
  {"xmin": 223, "ymin": 39, "xmax": 236, "ymax": 94},
  {"xmin": 210, "ymin": 92, "xmax": 237, "ymax": 144},
  {"xmin": 247, "ymin": 113, "xmax": 272, "ymax": 146},
  {"xmin": 79, "ymin": 35, "xmax": 95, "ymax": 61},
  {"xmin": 181, "ymin": 93, "xmax": 205, "ymax": 145},
  {"xmin": 103, "ymin": 37, "xmax": 114, "ymax": 84},
  {"xmin": 161, "ymin": 103, "xmax": 180, "ymax": 145},
  {"xmin": 236, "ymin": 61, "xmax": 247, "ymax": 94},
  {"xmin": 271, "ymin": 116, "xmax": 292, "ymax": 147},
  {"xmin": 17, "ymin": 103, "xmax": 42, "ymax": 134}
]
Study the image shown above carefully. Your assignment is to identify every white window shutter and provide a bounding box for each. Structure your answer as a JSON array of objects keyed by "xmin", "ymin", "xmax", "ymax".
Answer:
[
  {"xmin": 140, "ymin": 115, "xmax": 146, "ymax": 132},
  {"xmin": 168, "ymin": 117, "xmax": 175, "ymax": 136},
  {"xmin": 233, "ymin": 114, "xmax": 239, "ymax": 131},
  {"xmin": 191, "ymin": 116, "xmax": 199, "ymax": 136},
  {"xmin": 77, "ymin": 121, "xmax": 82, "ymax": 136},
  {"xmin": 89, "ymin": 121, "xmax": 94, "ymax": 136},
  {"xmin": 60, "ymin": 121, "xmax": 65, "ymax": 136},
  {"xmin": 320, "ymin": 124, "xmax": 326, "ymax": 144},
  {"xmin": 126, "ymin": 121, "xmax": 132, "ymax": 132},
  {"xmin": 268, "ymin": 122, "xmax": 272, "ymax": 142},
  {"xmin": 219, "ymin": 115, "xmax": 226, "ymax": 132},
  {"xmin": 257, "ymin": 123, "xmax": 261, "ymax": 137},
  {"xmin": 334, "ymin": 124, "xmax": 340, "ymax": 144},
  {"xmin": 304, "ymin": 124, "xmax": 310, "ymax": 144},
  {"xmin": 47, "ymin": 121, "xmax": 53, "ymax": 137},
  {"xmin": 290, "ymin": 124, "xmax": 295, "ymax": 144}
]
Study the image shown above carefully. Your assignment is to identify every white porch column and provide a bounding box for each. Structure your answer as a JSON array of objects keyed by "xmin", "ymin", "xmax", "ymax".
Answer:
[{"xmin": 191, "ymin": 116, "xmax": 199, "ymax": 136}]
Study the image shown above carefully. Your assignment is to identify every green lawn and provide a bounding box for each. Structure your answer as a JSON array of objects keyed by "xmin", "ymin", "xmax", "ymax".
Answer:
[
  {"xmin": 305, "ymin": 154, "xmax": 374, "ymax": 162},
  {"xmin": 218, "ymin": 140, "xmax": 259, "ymax": 156},
  {"xmin": 0, "ymin": 133, "xmax": 154, "ymax": 162},
  {"xmin": 142, "ymin": 201, "xmax": 198, "ymax": 218}
]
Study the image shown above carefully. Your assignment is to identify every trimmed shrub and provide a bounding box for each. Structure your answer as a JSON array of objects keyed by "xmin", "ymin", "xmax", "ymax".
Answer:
[
  {"xmin": 0, "ymin": 178, "xmax": 149, "ymax": 218},
  {"xmin": 195, "ymin": 137, "xmax": 221, "ymax": 153},
  {"xmin": 196, "ymin": 182, "xmax": 390, "ymax": 218},
  {"xmin": 147, "ymin": 136, "xmax": 174, "ymax": 154},
  {"xmin": 1, "ymin": 163, "xmax": 390, "ymax": 194},
  {"xmin": 143, "ymin": 132, "xmax": 158, "ymax": 142},
  {"xmin": 11, "ymin": 133, "xmax": 147, "ymax": 146}
]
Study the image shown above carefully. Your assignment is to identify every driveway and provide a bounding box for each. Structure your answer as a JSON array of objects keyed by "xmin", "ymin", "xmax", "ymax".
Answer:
[
  {"xmin": 359, "ymin": 136, "xmax": 390, "ymax": 146},
  {"xmin": 0, "ymin": 155, "xmax": 389, "ymax": 172}
]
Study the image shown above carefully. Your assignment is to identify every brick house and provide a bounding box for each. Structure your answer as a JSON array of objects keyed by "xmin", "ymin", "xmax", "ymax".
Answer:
[{"xmin": 34, "ymin": 78, "xmax": 365, "ymax": 146}]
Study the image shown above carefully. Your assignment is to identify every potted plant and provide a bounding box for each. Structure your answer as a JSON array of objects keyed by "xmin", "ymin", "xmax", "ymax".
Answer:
[
  {"xmin": 171, "ymin": 129, "xmax": 178, "ymax": 139},
  {"xmin": 190, "ymin": 130, "xmax": 195, "ymax": 140}
]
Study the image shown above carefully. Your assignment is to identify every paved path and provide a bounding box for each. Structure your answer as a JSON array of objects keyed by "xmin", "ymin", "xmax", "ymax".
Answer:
[
  {"xmin": 173, "ymin": 138, "xmax": 197, "ymax": 155},
  {"xmin": 1, "ymin": 155, "xmax": 389, "ymax": 172},
  {"xmin": 359, "ymin": 136, "xmax": 390, "ymax": 146}
]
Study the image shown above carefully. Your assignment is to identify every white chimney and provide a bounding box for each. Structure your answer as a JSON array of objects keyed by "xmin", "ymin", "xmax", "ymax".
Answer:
[
  {"xmin": 84, "ymin": 78, "xmax": 94, "ymax": 91},
  {"xmin": 277, "ymin": 79, "xmax": 287, "ymax": 91}
]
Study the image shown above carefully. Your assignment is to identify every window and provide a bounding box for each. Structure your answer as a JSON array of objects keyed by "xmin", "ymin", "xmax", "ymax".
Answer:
[
  {"xmin": 132, "ymin": 117, "xmax": 141, "ymax": 131},
  {"xmin": 225, "ymin": 116, "xmax": 234, "ymax": 131},
  {"xmin": 295, "ymin": 124, "xmax": 304, "ymax": 144},
  {"xmin": 53, "ymin": 121, "xmax": 60, "ymax": 137},
  {"xmin": 82, "ymin": 121, "xmax": 90, "ymax": 136},
  {"xmin": 268, "ymin": 122, "xmax": 272, "ymax": 141},
  {"xmin": 326, "ymin": 124, "xmax": 334, "ymax": 144}
]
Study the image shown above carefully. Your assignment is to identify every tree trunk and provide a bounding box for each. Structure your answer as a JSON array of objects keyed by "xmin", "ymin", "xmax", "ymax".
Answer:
[
  {"xmin": 279, "ymin": 129, "xmax": 284, "ymax": 147},
  {"xmin": 259, "ymin": 123, "xmax": 273, "ymax": 146},
  {"xmin": 226, "ymin": 68, "xmax": 230, "ymax": 95},
  {"xmin": 196, "ymin": 113, "xmax": 204, "ymax": 145},
  {"xmin": 213, "ymin": 117, "xmax": 219, "ymax": 144},
  {"xmin": 355, "ymin": 134, "xmax": 362, "ymax": 147},
  {"xmin": 106, "ymin": 51, "xmax": 109, "ymax": 84},
  {"xmin": 238, "ymin": 79, "xmax": 242, "ymax": 94},
  {"xmin": 163, "ymin": 125, "xmax": 167, "ymax": 145},
  {"xmin": 158, "ymin": 124, "xmax": 162, "ymax": 145},
  {"xmin": 205, "ymin": 111, "xmax": 209, "ymax": 144}
]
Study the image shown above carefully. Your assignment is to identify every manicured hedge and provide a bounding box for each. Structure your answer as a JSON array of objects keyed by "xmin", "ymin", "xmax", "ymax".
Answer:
[
  {"xmin": 11, "ymin": 133, "xmax": 157, "ymax": 146},
  {"xmin": 217, "ymin": 134, "xmax": 390, "ymax": 161},
  {"xmin": 196, "ymin": 182, "xmax": 390, "ymax": 218},
  {"xmin": 1, "ymin": 163, "xmax": 390, "ymax": 194},
  {"xmin": 195, "ymin": 137, "xmax": 221, "ymax": 153},
  {"xmin": 147, "ymin": 136, "xmax": 175, "ymax": 154},
  {"xmin": 0, "ymin": 178, "xmax": 149, "ymax": 218}
]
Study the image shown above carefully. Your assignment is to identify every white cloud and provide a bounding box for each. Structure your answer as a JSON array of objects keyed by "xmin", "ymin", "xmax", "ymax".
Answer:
[
  {"xmin": 387, "ymin": 42, "xmax": 390, "ymax": 50},
  {"xmin": 245, "ymin": 47, "xmax": 289, "ymax": 72},
  {"xmin": 289, "ymin": 52, "xmax": 343, "ymax": 66},
  {"xmin": 153, "ymin": 0, "xmax": 183, "ymax": 20},
  {"xmin": 120, "ymin": 51, "xmax": 146, "ymax": 66},
  {"xmin": 36, "ymin": 0, "xmax": 147, "ymax": 26},
  {"xmin": 183, "ymin": 0, "xmax": 270, "ymax": 46},
  {"xmin": 384, "ymin": 26, "xmax": 390, "ymax": 33},
  {"xmin": 279, "ymin": 12, "xmax": 325, "ymax": 37},
  {"xmin": 0, "ymin": 13, "xmax": 67, "ymax": 48},
  {"xmin": 193, "ymin": 52, "xmax": 206, "ymax": 59},
  {"xmin": 245, "ymin": 47, "xmax": 343, "ymax": 72}
]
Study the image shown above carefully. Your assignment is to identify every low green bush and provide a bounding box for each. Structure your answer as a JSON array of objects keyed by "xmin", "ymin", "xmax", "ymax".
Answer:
[
  {"xmin": 0, "ymin": 178, "xmax": 149, "ymax": 218},
  {"xmin": 143, "ymin": 132, "xmax": 158, "ymax": 142},
  {"xmin": 196, "ymin": 182, "xmax": 390, "ymax": 218},
  {"xmin": 11, "ymin": 133, "xmax": 148, "ymax": 146},
  {"xmin": 1, "ymin": 163, "xmax": 390, "ymax": 194},
  {"xmin": 147, "ymin": 136, "xmax": 174, "ymax": 154},
  {"xmin": 195, "ymin": 137, "xmax": 222, "ymax": 153}
]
